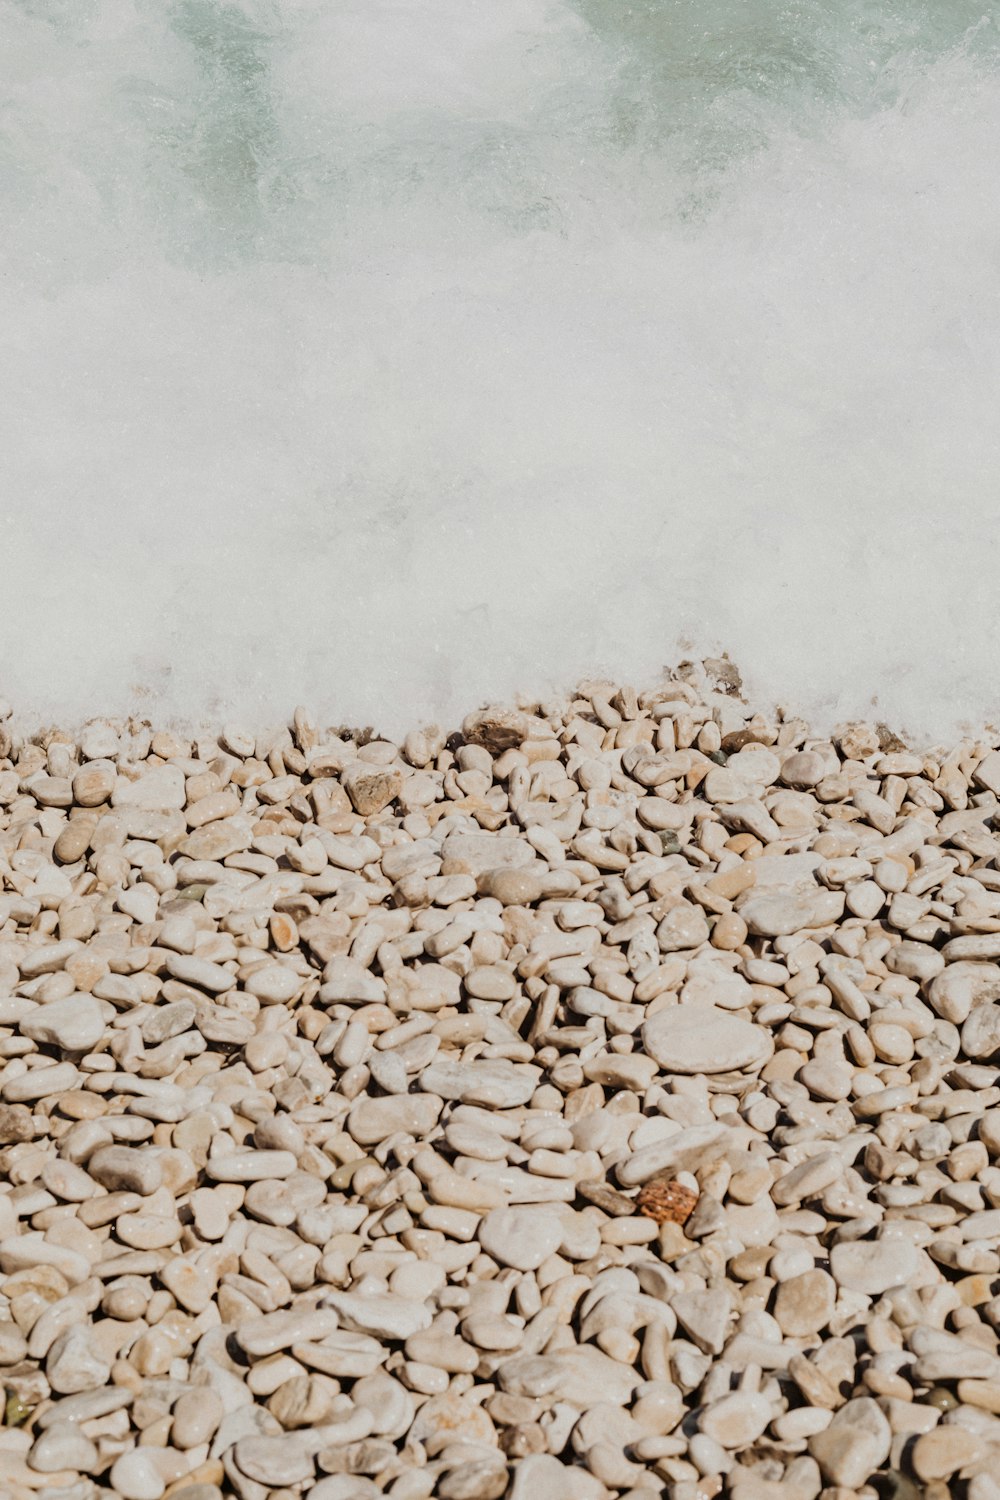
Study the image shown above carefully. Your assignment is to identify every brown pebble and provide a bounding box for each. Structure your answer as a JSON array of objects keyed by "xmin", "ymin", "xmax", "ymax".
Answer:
[{"xmin": 635, "ymin": 1179, "xmax": 698, "ymax": 1226}]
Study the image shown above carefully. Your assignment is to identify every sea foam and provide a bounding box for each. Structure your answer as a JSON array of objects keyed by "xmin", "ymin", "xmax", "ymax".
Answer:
[{"xmin": 2, "ymin": 0, "xmax": 999, "ymax": 741}]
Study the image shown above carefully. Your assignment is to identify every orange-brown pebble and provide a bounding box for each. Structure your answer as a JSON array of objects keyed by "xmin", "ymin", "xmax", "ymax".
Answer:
[{"xmin": 636, "ymin": 1179, "xmax": 698, "ymax": 1226}]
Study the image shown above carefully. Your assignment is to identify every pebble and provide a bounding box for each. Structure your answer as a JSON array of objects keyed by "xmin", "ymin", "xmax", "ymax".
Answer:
[
  {"xmin": 739, "ymin": 884, "xmax": 844, "ymax": 937},
  {"xmin": 20, "ymin": 994, "xmax": 106, "ymax": 1053},
  {"xmin": 807, "ymin": 1397, "xmax": 891, "ymax": 1487},
  {"xmin": 233, "ymin": 1433, "xmax": 316, "ymax": 1486},
  {"xmin": 46, "ymin": 1325, "xmax": 112, "ymax": 1393},
  {"xmin": 478, "ymin": 1207, "xmax": 564, "ymax": 1271},
  {"xmin": 88, "ymin": 1146, "xmax": 163, "ymax": 1196},
  {"xmin": 111, "ymin": 1448, "xmax": 169, "ymax": 1500},
  {"xmin": 912, "ymin": 1426, "xmax": 984, "ymax": 1480},
  {"xmin": 772, "ymin": 1270, "xmax": 835, "ymax": 1337},
  {"xmin": 830, "ymin": 1237, "xmax": 919, "ymax": 1295},
  {"xmin": 205, "ymin": 1150, "xmax": 298, "ymax": 1182},
  {"xmin": 699, "ymin": 1392, "xmax": 773, "ymax": 1449},
  {"xmin": 321, "ymin": 1291, "xmax": 432, "ymax": 1340},
  {"xmin": 27, "ymin": 1421, "xmax": 99, "ymax": 1473},
  {"xmin": 237, "ymin": 1309, "xmax": 343, "ymax": 1357},
  {"xmin": 507, "ymin": 1453, "xmax": 608, "ymax": 1499},
  {"xmin": 348, "ymin": 1094, "xmax": 443, "ymax": 1146},
  {"xmin": 642, "ymin": 1005, "xmax": 773, "ymax": 1074}
]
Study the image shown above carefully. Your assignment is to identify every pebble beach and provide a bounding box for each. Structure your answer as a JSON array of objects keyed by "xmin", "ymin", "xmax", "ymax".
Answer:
[{"xmin": 4, "ymin": 668, "xmax": 1000, "ymax": 1500}]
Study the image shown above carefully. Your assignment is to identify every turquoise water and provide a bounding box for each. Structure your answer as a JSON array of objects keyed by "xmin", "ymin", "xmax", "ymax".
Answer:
[{"xmin": 2, "ymin": 1, "xmax": 1000, "ymax": 734}]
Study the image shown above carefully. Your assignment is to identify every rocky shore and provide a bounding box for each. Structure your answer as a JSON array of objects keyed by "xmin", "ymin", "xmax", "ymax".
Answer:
[{"xmin": 2, "ymin": 670, "xmax": 1000, "ymax": 1499}]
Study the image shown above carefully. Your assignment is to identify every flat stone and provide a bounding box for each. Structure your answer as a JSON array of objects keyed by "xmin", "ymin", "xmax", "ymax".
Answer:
[
  {"xmin": 205, "ymin": 1150, "xmax": 297, "ymax": 1182},
  {"xmin": 739, "ymin": 884, "xmax": 844, "ymax": 937},
  {"xmin": 420, "ymin": 1058, "xmax": 540, "ymax": 1107},
  {"xmin": 292, "ymin": 1331, "xmax": 385, "ymax": 1378},
  {"xmin": 974, "ymin": 750, "xmax": 1000, "ymax": 795},
  {"xmin": 780, "ymin": 751, "xmax": 829, "ymax": 788},
  {"xmin": 408, "ymin": 1392, "xmax": 498, "ymax": 1447},
  {"xmin": 307, "ymin": 1480, "xmax": 382, "ymax": 1500},
  {"xmin": 172, "ymin": 1391, "xmax": 223, "ymax": 1455},
  {"xmin": 671, "ymin": 1288, "xmax": 733, "ymax": 1356},
  {"xmin": 962, "ymin": 1005, "xmax": 1000, "ymax": 1061},
  {"xmin": 498, "ymin": 1346, "xmax": 640, "ymax": 1408},
  {"xmin": 163, "ymin": 953, "xmax": 236, "ymax": 995},
  {"xmin": 463, "ymin": 966, "xmax": 518, "ymax": 1001},
  {"xmin": 112, "ymin": 766, "xmax": 186, "ymax": 811},
  {"xmin": 35, "ymin": 1388, "xmax": 133, "ymax": 1428},
  {"xmin": 319, "ymin": 958, "xmax": 387, "ymax": 1004},
  {"xmin": 830, "ymin": 1237, "xmax": 919, "ymax": 1295},
  {"xmin": 582, "ymin": 1053, "xmax": 659, "ymax": 1091},
  {"xmin": 617, "ymin": 1123, "xmax": 745, "ymax": 1187},
  {"xmin": 180, "ymin": 817, "xmax": 253, "ymax": 861},
  {"xmin": 142, "ymin": 999, "xmax": 197, "ymax": 1044},
  {"xmin": 0, "ymin": 1103, "xmax": 35, "ymax": 1143},
  {"xmin": 234, "ymin": 1433, "xmax": 316, "ymax": 1487},
  {"xmin": 321, "ymin": 1292, "xmax": 432, "ymax": 1341},
  {"xmin": 323, "ymin": 834, "xmax": 381, "ymax": 871},
  {"xmin": 771, "ymin": 1152, "xmax": 843, "ymax": 1206},
  {"xmin": 404, "ymin": 1329, "xmax": 479, "ymax": 1373},
  {"xmin": 656, "ymin": 902, "xmax": 711, "ymax": 951},
  {"xmin": 477, "ymin": 868, "xmax": 546, "ymax": 904},
  {"xmin": 2, "ymin": 1061, "xmax": 81, "ymax": 1102},
  {"xmin": 641, "ymin": 1005, "xmax": 773, "ymax": 1075},
  {"xmin": 0, "ymin": 1232, "xmax": 91, "ymax": 1284},
  {"xmin": 40, "ymin": 1158, "xmax": 98, "ymax": 1201},
  {"xmin": 478, "ymin": 1207, "xmax": 564, "ymax": 1271},
  {"xmin": 265, "ymin": 1374, "xmax": 340, "ymax": 1431},
  {"xmin": 115, "ymin": 1212, "xmax": 182, "ymax": 1250},
  {"xmin": 242, "ymin": 962, "xmax": 301, "ymax": 1005},
  {"xmin": 348, "ymin": 1093, "xmax": 443, "ymax": 1146},
  {"xmin": 440, "ymin": 834, "xmax": 536, "ymax": 877},
  {"xmin": 20, "ymin": 994, "xmax": 106, "ymax": 1053},
  {"xmin": 0, "ymin": 1321, "xmax": 29, "ymax": 1364}
]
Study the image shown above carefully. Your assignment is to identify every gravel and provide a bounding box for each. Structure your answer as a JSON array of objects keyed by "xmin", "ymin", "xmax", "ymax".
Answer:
[{"xmin": 3, "ymin": 670, "xmax": 1000, "ymax": 1498}]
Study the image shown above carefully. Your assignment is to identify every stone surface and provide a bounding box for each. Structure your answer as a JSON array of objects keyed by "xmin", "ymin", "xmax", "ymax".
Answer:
[
  {"xmin": 773, "ymin": 1270, "xmax": 836, "ymax": 1337},
  {"xmin": 739, "ymin": 884, "xmax": 844, "ymax": 936},
  {"xmin": 478, "ymin": 1207, "xmax": 564, "ymax": 1271},
  {"xmin": 641, "ymin": 1005, "xmax": 773, "ymax": 1074},
  {"xmin": 20, "ymin": 994, "xmax": 106, "ymax": 1052},
  {"xmin": 830, "ymin": 1237, "xmax": 919, "ymax": 1295},
  {"xmin": 912, "ymin": 1426, "xmax": 984, "ymax": 1481},
  {"xmin": 808, "ymin": 1399, "xmax": 891, "ymax": 1488}
]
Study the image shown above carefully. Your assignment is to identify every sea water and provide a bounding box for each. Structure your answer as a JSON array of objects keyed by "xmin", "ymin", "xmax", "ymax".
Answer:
[{"xmin": 2, "ymin": 0, "xmax": 999, "ymax": 740}]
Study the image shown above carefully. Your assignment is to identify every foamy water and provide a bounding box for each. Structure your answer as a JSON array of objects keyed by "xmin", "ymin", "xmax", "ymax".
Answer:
[{"xmin": 2, "ymin": 0, "xmax": 999, "ymax": 740}]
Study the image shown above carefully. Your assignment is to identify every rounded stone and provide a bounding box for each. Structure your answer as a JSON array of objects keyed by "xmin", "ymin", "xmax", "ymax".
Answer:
[
  {"xmin": 110, "ymin": 1450, "xmax": 167, "ymax": 1500},
  {"xmin": 476, "ymin": 868, "xmax": 545, "ymax": 904},
  {"xmin": 477, "ymin": 1207, "xmax": 564, "ymax": 1272},
  {"xmin": 20, "ymin": 995, "xmax": 106, "ymax": 1053},
  {"xmin": 641, "ymin": 1004, "xmax": 773, "ymax": 1075},
  {"xmin": 772, "ymin": 1269, "xmax": 836, "ymax": 1337},
  {"xmin": 911, "ymin": 1426, "xmax": 984, "ymax": 1481},
  {"xmin": 830, "ymin": 1237, "xmax": 919, "ymax": 1296}
]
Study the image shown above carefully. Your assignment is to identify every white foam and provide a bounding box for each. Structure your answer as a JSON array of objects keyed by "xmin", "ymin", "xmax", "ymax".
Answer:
[{"xmin": 2, "ymin": 1, "xmax": 999, "ymax": 741}]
